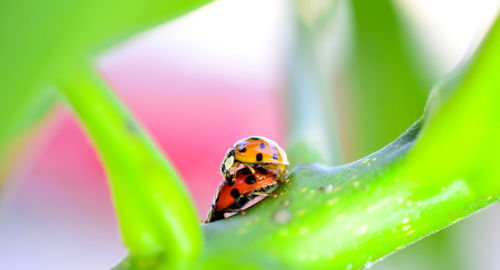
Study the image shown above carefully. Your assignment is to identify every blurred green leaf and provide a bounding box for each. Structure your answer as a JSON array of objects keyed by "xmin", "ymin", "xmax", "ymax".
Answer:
[
  {"xmin": 0, "ymin": 0, "xmax": 211, "ymax": 179},
  {"xmin": 1, "ymin": 0, "xmax": 212, "ymax": 266},
  {"xmin": 345, "ymin": 0, "xmax": 435, "ymax": 160},
  {"xmin": 193, "ymin": 14, "xmax": 500, "ymax": 270},
  {"xmin": 344, "ymin": 1, "xmax": 460, "ymax": 268},
  {"xmin": 58, "ymin": 65, "xmax": 202, "ymax": 267},
  {"xmin": 0, "ymin": 88, "xmax": 56, "ymax": 182}
]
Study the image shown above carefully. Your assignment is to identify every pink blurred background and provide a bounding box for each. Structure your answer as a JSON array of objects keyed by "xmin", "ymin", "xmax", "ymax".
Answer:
[{"xmin": 1, "ymin": 0, "xmax": 499, "ymax": 269}]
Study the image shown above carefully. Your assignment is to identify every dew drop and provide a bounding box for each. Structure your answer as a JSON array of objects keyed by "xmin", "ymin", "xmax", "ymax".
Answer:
[
  {"xmin": 281, "ymin": 200, "xmax": 291, "ymax": 207},
  {"xmin": 406, "ymin": 229, "xmax": 415, "ymax": 237},
  {"xmin": 272, "ymin": 209, "xmax": 292, "ymax": 224}
]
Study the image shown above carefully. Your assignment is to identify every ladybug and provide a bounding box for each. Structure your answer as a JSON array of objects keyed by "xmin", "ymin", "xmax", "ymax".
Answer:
[
  {"xmin": 220, "ymin": 136, "xmax": 289, "ymax": 183},
  {"xmin": 206, "ymin": 166, "xmax": 279, "ymax": 223}
]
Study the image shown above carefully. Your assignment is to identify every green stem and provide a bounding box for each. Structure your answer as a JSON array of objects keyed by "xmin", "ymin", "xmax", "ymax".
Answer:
[
  {"xmin": 286, "ymin": 0, "xmax": 343, "ymax": 166},
  {"xmin": 347, "ymin": 0, "xmax": 433, "ymax": 158},
  {"xmin": 57, "ymin": 64, "xmax": 201, "ymax": 266}
]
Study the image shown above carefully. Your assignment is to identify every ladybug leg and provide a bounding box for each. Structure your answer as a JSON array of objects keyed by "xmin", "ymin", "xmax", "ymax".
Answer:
[
  {"xmin": 251, "ymin": 191, "xmax": 278, "ymax": 198},
  {"xmin": 244, "ymin": 164, "xmax": 264, "ymax": 179},
  {"xmin": 272, "ymin": 165, "xmax": 288, "ymax": 183},
  {"xmin": 247, "ymin": 182, "xmax": 279, "ymax": 198},
  {"xmin": 280, "ymin": 167, "xmax": 289, "ymax": 183},
  {"xmin": 229, "ymin": 161, "xmax": 240, "ymax": 184},
  {"xmin": 245, "ymin": 164, "xmax": 256, "ymax": 174}
]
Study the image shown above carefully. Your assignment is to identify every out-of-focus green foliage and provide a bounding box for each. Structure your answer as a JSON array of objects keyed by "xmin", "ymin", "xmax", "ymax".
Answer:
[
  {"xmin": 345, "ymin": 0, "xmax": 434, "ymax": 160},
  {"xmin": 344, "ymin": 1, "xmax": 456, "ymax": 269},
  {"xmin": 59, "ymin": 65, "xmax": 203, "ymax": 268},
  {"xmin": 287, "ymin": 0, "xmax": 343, "ymax": 165},
  {"xmin": 0, "ymin": 0, "xmax": 211, "ymax": 180},
  {"xmin": 1, "ymin": 0, "xmax": 211, "ymax": 266}
]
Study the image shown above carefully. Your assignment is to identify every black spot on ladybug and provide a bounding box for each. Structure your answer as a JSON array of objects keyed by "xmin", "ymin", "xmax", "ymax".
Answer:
[
  {"xmin": 272, "ymin": 153, "xmax": 279, "ymax": 160},
  {"xmin": 232, "ymin": 197, "xmax": 250, "ymax": 209},
  {"xmin": 240, "ymin": 167, "xmax": 252, "ymax": 175},
  {"xmin": 245, "ymin": 175, "xmax": 256, "ymax": 184},
  {"xmin": 259, "ymin": 143, "xmax": 266, "ymax": 149},
  {"xmin": 256, "ymin": 153, "xmax": 263, "ymax": 161},
  {"xmin": 256, "ymin": 167, "xmax": 268, "ymax": 175},
  {"xmin": 249, "ymin": 137, "xmax": 260, "ymax": 140},
  {"xmin": 230, "ymin": 188, "xmax": 240, "ymax": 198},
  {"xmin": 227, "ymin": 179, "xmax": 234, "ymax": 186},
  {"xmin": 215, "ymin": 196, "xmax": 220, "ymax": 202},
  {"xmin": 239, "ymin": 147, "xmax": 247, "ymax": 152}
]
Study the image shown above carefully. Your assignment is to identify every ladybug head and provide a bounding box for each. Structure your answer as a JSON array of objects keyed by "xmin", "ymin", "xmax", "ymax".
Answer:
[{"xmin": 221, "ymin": 148, "xmax": 235, "ymax": 175}]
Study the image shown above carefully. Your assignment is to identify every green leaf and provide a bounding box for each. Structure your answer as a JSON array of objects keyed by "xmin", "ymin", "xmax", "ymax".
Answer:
[
  {"xmin": 0, "ymin": 88, "xmax": 56, "ymax": 183},
  {"xmin": 194, "ymin": 14, "xmax": 500, "ymax": 270},
  {"xmin": 1, "ymin": 0, "xmax": 212, "ymax": 265},
  {"xmin": 345, "ymin": 0, "xmax": 435, "ymax": 159},
  {"xmin": 58, "ymin": 65, "xmax": 202, "ymax": 267},
  {"xmin": 0, "ymin": 0, "xmax": 211, "ymax": 182}
]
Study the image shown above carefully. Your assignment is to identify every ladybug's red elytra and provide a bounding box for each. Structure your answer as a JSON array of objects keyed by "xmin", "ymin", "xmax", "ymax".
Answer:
[
  {"xmin": 220, "ymin": 136, "xmax": 289, "ymax": 184},
  {"xmin": 205, "ymin": 166, "xmax": 279, "ymax": 223}
]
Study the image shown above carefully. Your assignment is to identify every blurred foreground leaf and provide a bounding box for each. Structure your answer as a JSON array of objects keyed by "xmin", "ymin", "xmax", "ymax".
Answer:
[
  {"xmin": 0, "ymin": 0, "xmax": 211, "ymax": 183},
  {"xmin": 59, "ymin": 65, "xmax": 202, "ymax": 268},
  {"xmin": 0, "ymin": 0, "xmax": 213, "ymax": 266}
]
